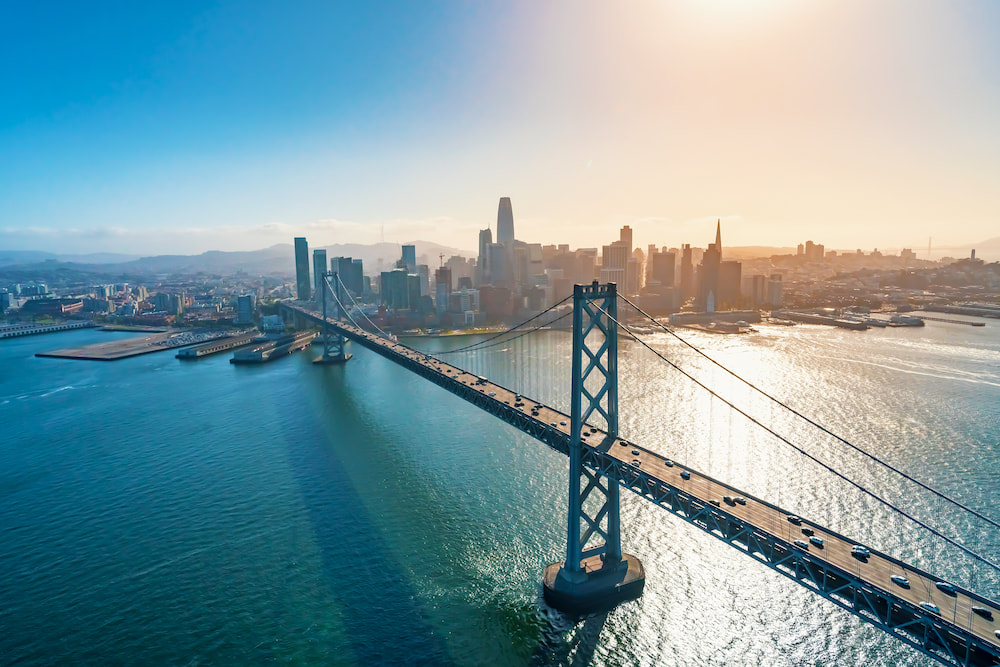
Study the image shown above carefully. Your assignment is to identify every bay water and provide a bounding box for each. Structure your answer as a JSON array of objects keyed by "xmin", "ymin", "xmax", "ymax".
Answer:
[{"xmin": 2, "ymin": 317, "xmax": 999, "ymax": 665}]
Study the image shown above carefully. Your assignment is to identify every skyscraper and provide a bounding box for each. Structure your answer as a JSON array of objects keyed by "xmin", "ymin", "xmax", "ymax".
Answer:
[
  {"xmin": 477, "ymin": 227, "xmax": 492, "ymax": 285},
  {"xmin": 401, "ymin": 244, "xmax": 416, "ymax": 272},
  {"xmin": 313, "ymin": 249, "xmax": 327, "ymax": 298},
  {"xmin": 619, "ymin": 225, "xmax": 633, "ymax": 253},
  {"xmin": 496, "ymin": 197, "xmax": 514, "ymax": 251},
  {"xmin": 294, "ymin": 237, "xmax": 311, "ymax": 300},
  {"xmin": 680, "ymin": 244, "xmax": 694, "ymax": 299},
  {"xmin": 496, "ymin": 197, "xmax": 515, "ymax": 289},
  {"xmin": 698, "ymin": 220, "xmax": 722, "ymax": 311}
]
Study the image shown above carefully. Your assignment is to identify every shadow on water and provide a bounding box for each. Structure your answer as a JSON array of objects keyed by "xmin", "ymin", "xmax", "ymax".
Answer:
[
  {"xmin": 278, "ymin": 363, "xmax": 455, "ymax": 666},
  {"xmin": 529, "ymin": 603, "xmax": 609, "ymax": 667}
]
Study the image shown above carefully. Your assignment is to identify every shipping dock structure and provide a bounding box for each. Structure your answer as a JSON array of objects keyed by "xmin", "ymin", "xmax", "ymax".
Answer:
[
  {"xmin": 230, "ymin": 331, "xmax": 315, "ymax": 364},
  {"xmin": 176, "ymin": 333, "xmax": 260, "ymax": 359}
]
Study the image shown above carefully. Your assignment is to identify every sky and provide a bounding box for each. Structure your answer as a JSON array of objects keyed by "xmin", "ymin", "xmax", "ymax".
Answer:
[{"xmin": 2, "ymin": 0, "xmax": 999, "ymax": 257}]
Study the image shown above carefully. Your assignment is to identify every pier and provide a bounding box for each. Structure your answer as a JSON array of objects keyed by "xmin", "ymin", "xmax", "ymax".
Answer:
[
  {"xmin": 0, "ymin": 321, "xmax": 97, "ymax": 339},
  {"xmin": 176, "ymin": 333, "xmax": 260, "ymax": 359}
]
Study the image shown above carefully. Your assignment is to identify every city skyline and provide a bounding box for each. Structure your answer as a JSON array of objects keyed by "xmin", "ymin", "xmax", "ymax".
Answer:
[{"xmin": 3, "ymin": 2, "xmax": 1000, "ymax": 256}]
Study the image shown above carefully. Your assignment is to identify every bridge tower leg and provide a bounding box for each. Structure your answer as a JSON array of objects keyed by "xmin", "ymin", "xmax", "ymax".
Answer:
[
  {"xmin": 543, "ymin": 281, "xmax": 645, "ymax": 614},
  {"xmin": 314, "ymin": 271, "xmax": 351, "ymax": 365}
]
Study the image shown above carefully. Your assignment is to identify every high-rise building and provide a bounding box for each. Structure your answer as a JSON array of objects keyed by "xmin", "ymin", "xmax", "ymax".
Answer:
[
  {"xmin": 477, "ymin": 228, "xmax": 493, "ymax": 285},
  {"xmin": 380, "ymin": 268, "xmax": 410, "ymax": 309},
  {"xmin": 435, "ymin": 266, "xmax": 452, "ymax": 315},
  {"xmin": 401, "ymin": 245, "xmax": 416, "ymax": 272},
  {"xmin": 497, "ymin": 197, "xmax": 514, "ymax": 253},
  {"xmin": 294, "ymin": 237, "xmax": 311, "ymax": 300},
  {"xmin": 680, "ymin": 244, "xmax": 694, "ymax": 299},
  {"xmin": 697, "ymin": 221, "xmax": 723, "ymax": 310},
  {"xmin": 767, "ymin": 274, "xmax": 783, "ymax": 307},
  {"xmin": 648, "ymin": 250, "xmax": 675, "ymax": 289},
  {"xmin": 497, "ymin": 197, "xmax": 515, "ymax": 289},
  {"xmin": 619, "ymin": 225, "xmax": 633, "ymax": 253},
  {"xmin": 313, "ymin": 249, "xmax": 328, "ymax": 298},
  {"xmin": 718, "ymin": 260, "xmax": 742, "ymax": 308},
  {"xmin": 236, "ymin": 294, "xmax": 256, "ymax": 324}
]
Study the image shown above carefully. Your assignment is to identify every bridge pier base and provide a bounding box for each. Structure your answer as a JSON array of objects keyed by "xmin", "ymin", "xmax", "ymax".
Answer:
[{"xmin": 543, "ymin": 553, "xmax": 645, "ymax": 615}]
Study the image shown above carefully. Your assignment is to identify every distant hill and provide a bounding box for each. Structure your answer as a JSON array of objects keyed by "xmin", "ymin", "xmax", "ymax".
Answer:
[
  {"xmin": 0, "ymin": 241, "xmax": 473, "ymax": 278},
  {"xmin": 0, "ymin": 250, "xmax": 139, "ymax": 267},
  {"xmin": 723, "ymin": 246, "xmax": 797, "ymax": 260}
]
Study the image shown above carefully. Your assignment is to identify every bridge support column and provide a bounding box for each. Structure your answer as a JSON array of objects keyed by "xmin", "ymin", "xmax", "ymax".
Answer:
[
  {"xmin": 314, "ymin": 271, "xmax": 351, "ymax": 365},
  {"xmin": 543, "ymin": 281, "xmax": 644, "ymax": 615}
]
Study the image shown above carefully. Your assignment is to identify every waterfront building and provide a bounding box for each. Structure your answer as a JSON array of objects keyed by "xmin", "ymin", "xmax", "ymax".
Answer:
[
  {"xmin": 236, "ymin": 294, "xmax": 256, "ymax": 325},
  {"xmin": 718, "ymin": 260, "xmax": 742, "ymax": 308},
  {"xmin": 294, "ymin": 237, "xmax": 311, "ymax": 300},
  {"xmin": 767, "ymin": 274, "xmax": 784, "ymax": 307}
]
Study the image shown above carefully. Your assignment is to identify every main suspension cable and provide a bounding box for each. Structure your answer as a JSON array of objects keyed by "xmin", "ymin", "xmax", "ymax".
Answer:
[
  {"xmin": 618, "ymin": 294, "xmax": 1000, "ymax": 534},
  {"xmin": 601, "ymin": 302, "xmax": 1000, "ymax": 575}
]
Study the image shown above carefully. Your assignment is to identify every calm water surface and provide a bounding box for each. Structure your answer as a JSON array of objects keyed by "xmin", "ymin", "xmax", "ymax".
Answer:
[{"xmin": 2, "ymin": 318, "xmax": 999, "ymax": 665}]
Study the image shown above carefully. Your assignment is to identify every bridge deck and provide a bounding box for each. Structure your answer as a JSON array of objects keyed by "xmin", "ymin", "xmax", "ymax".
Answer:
[{"xmin": 285, "ymin": 302, "xmax": 1000, "ymax": 667}]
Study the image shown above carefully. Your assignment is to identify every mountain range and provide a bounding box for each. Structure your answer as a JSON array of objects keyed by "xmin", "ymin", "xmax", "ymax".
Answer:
[{"xmin": 0, "ymin": 241, "xmax": 474, "ymax": 278}]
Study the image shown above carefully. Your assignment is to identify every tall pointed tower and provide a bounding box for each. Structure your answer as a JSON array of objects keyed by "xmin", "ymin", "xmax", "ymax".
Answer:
[{"xmin": 496, "ymin": 197, "xmax": 515, "ymax": 289}]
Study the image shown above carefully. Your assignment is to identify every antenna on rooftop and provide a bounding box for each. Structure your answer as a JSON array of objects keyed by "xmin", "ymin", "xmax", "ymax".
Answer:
[{"xmin": 439, "ymin": 253, "xmax": 445, "ymax": 267}]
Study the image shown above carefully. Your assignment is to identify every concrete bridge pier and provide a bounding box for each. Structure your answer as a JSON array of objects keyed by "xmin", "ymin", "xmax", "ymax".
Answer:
[{"xmin": 543, "ymin": 282, "xmax": 644, "ymax": 615}]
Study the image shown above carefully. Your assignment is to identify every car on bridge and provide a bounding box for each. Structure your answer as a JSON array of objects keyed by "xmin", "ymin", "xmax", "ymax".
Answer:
[{"xmin": 891, "ymin": 575, "xmax": 910, "ymax": 588}]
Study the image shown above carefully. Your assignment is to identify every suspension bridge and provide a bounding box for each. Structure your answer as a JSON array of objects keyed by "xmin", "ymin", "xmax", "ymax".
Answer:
[{"xmin": 279, "ymin": 274, "xmax": 1000, "ymax": 667}]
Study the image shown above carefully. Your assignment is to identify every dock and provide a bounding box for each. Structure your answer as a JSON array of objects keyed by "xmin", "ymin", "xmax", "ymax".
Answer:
[
  {"xmin": 774, "ymin": 311, "xmax": 868, "ymax": 331},
  {"xmin": 176, "ymin": 333, "xmax": 260, "ymax": 359},
  {"xmin": 916, "ymin": 315, "xmax": 986, "ymax": 327},
  {"xmin": 37, "ymin": 330, "xmax": 238, "ymax": 361},
  {"xmin": 0, "ymin": 321, "xmax": 97, "ymax": 339},
  {"xmin": 230, "ymin": 331, "xmax": 315, "ymax": 364}
]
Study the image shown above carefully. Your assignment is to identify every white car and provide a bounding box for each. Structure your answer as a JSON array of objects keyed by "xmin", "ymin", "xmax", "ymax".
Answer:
[
  {"xmin": 935, "ymin": 581, "xmax": 957, "ymax": 596},
  {"xmin": 919, "ymin": 601, "xmax": 940, "ymax": 615},
  {"xmin": 890, "ymin": 575, "xmax": 910, "ymax": 588},
  {"xmin": 851, "ymin": 545, "xmax": 870, "ymax": 559}
]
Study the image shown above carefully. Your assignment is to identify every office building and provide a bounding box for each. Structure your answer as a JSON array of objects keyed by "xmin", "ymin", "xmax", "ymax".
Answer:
[
  {"xmin": 435, "ymin": 266, "xmax": 452, "ymax": 315},
  {"xmin": 294, "ymin": 237, "xmax": 311, "ymax": 300},
  {"xmin": 477, "ymin": 228, "xmax": 493, "ymax": 285},
  {"xmin": 236, "ymin": 294, "xmax": 256, "ymax": 324},
  {"xmin": 401, "ymin": 245, "xmax": 416, "ymax": 272},
  {"xmin": 313, "ymin": 249, "xmax": 327, "ymax": 297}
]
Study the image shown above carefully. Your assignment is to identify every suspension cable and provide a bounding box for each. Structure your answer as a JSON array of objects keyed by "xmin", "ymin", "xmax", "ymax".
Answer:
[
  {"xmin": 619, "ymin": 294, "xmax": 1000, "ymax": 534},
  {"xmin": 435, "ymin": 295, "xmax": 573, "ymax": 355},
  {"xmin": 439, "ymin": 310, "xmax": 573, "ymax": 356},
  {"xmin": 333, "ymin": 273, "xmax": 389, "ymax": 337},
  {"xmin": 603, "ymin": 303, "xmax": 1000, "ymax": 575}
]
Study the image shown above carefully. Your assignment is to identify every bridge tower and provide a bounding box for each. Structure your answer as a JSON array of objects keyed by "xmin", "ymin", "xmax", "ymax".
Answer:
[
  {"xmin": 543, "ymin": 281, "xmax": 645, "ymax": 614},
  {"xmin": 314, "ymin": 271, "xmax": 351, "ymax": 365}
]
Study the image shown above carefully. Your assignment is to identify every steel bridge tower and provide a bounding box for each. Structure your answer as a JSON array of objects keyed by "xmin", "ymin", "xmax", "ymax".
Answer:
[
  {"xmin": 315, "ymin": 271, "xmax": 351, "ymax": 365},
  {"xmin": 543, "ymin": 281, "xmax": 645, "ymax": 614}
]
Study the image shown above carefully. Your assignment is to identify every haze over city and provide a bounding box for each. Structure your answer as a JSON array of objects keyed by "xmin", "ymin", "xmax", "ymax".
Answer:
[{"xmin": 3, "ymin": 1, "xmax": 999, "ymax": 256}]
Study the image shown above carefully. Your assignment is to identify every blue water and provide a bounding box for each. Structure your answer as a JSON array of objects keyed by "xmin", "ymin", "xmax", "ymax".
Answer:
[{"xmin": 2, "ymin": 318, "xmax": 999, "ymax": 665}]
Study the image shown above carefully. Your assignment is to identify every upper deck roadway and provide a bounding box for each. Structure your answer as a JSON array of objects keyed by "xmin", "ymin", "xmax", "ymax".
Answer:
[{"xmin": 284, "ymin": 301, "xmax": 1000, "ymax": 667}]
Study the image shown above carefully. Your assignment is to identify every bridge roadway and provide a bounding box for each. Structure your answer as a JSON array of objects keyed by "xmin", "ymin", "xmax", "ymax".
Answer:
[{"xmin": 286, "ymin": 302, "xmax": 1000, "ymax": 667}]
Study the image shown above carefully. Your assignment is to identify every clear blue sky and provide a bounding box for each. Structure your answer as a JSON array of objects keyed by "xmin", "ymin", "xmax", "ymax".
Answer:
[{"xmin": 3, "ymin": 1, "xmax": 999, "ymax": 256}]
